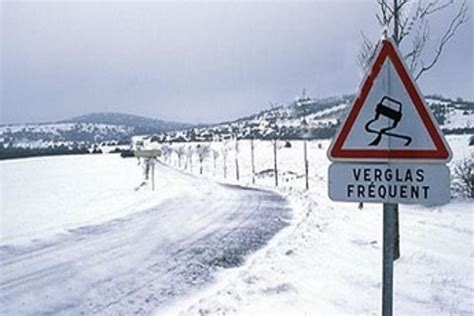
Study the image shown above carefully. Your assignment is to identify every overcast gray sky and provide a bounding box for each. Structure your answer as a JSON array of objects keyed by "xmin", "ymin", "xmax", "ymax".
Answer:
[{"xmin": 1, "ymin": 0, "xmax": 472, "ymax": 125}]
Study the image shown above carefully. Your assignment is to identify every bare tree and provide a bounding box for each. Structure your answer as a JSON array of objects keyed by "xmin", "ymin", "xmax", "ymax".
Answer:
[
  {"xmin": 212, "ymin": 149, "xmax": 219, "ymax": 177},
  {"xmin": 452, "ymin": 158, "xmax": 474, "ymax": 198},
  {"xmin": 250, "ymin": 139, "xmax": 256, "ymax": 184},
  {"xmin": 234, "ymin": 137, "xmax": 240, "ymax": 181},
  {"xmin": 221, "ymin": 140, "xmax": 230, "ymax": 179},
  {"xmin": 267, "ymin": 122, "xmax": 283, "ymax": 188},
  {"xmin": 175, "ymin": 146, "xmax": 186, "ymax": 168},
  {"xmin": 196, "ymin": 144, "xmax": 211, "ymax": 175},
  {"xmin": 359, "ymin": 0, "xmax": 469, "ymax": 80},
  {"xmin": 358, "ymin": 0, "xmax": 469, "ymax": 261},
  {"xmin": 160, "ymin": 144, "xmax": 173, "ymax": 164},
  {"xmin": 272, "ymin": 139, "xmax": 278, "ymax": 187},
  {"xmin": 301, "ymin": 118, "xmax": 311, "ymax": 190},
  {"xmin": 303, "ymin": 139, "xmax": 309, "ymax": 190},
  {"xmin": 186, "ymin": 145, "xmax": 194, "ymax": 172}
]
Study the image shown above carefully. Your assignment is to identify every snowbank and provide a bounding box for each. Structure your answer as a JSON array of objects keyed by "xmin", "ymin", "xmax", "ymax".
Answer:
[
  {"xmin": 0, "ymin": 154, "xmax": 178, "ymax": 244},
  {"xmin": 160, "ymin": 135, "xmax": 473, "ymax": 315}
]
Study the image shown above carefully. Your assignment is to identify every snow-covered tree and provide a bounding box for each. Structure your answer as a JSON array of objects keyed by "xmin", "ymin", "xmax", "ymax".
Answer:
[
  {"xmin": 234, "ymin": 138, "xmax": 240, "ymax": 181},
  {"xmin": 160, "ymin": 144, "xmax": 173, "ymax": 164},
  {"xmin": 186, "ymin": 145, "xmax": 194, "ymax": 172},
  {"xmin": 250, "ymin": 139, "xmax": 256, "ymax": 184},
  {"xmin": 175, "ymin": 146, "xmax": 186, "ymax": 168},
  {"xmin": 220, "ymin": 140, "xmax": 230, "ymax": 179},
  {"xmin": 212, "ymin": 149, "xmax": 219, "ymax": 176},
  {"xmin": 196, "ymin": 144, "xmax": 211, "ymax": 175}
]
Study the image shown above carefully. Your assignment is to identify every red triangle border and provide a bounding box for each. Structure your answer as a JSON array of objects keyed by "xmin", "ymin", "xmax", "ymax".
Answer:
[{"xmin": 329, "ymin": 39, "xmax": 451, "ymax": 161}]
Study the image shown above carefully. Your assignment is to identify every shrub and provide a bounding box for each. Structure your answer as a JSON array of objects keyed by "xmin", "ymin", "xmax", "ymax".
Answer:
[{"xmin": 451, "ymin": 158, "xmax": 474, "ymax": 198}]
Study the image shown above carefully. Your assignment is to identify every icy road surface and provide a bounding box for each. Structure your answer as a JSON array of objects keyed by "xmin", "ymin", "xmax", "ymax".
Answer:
[{"xmin": 0, "ymin": 161, "xmax": 291, "ymax": 316}]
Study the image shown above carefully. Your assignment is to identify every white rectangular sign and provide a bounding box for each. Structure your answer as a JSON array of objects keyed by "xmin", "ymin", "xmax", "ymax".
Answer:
[
  {"xmin": 328, "ymin": 163, "xmax": 450, "ymax": 205},
  {"xmin": 134, "ymin": 149, "xmax": 161, "ymax": 158}
]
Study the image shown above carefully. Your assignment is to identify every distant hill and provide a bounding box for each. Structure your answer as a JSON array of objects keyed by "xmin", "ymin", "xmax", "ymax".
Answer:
[
  {"xmin": 0, "ymin": 112, "xmax": 192, "ymax": 152},
  {"xmin": 151, "ymin": 95, "xmax": 474, "ymax": 142},
  {"xmin": 64, "ymin": 112, "xmax": 191, "ymax": 134},
  {"xmin": 1, "ymin": 95, "xmax": 472, "ymax": 155}
]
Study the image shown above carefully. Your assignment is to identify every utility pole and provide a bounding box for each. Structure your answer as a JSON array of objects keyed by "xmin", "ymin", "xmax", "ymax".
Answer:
[
  {"xmin": 273, "ymin": 139, "xmax": 278, "ymax": 187},
  {"xmin": 304, "ymin": 140, "xmax": 309, "ymax": 190},
  {"xmin": 235, "ymin": 138, "xmax": 240, "ymax": 181},
  {"xmin": 251, "ymin": 139, "xmax": 256, "ymax": 184}
]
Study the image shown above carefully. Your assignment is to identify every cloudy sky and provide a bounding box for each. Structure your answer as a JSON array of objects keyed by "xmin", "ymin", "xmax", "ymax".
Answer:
[{"xmin": 1, "ymin": 0, "xmax": 472, "ymax": 125}]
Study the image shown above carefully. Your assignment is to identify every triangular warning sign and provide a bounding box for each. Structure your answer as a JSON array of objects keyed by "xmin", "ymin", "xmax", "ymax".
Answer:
[{"xmin": 328, "ymin": 38, "xmax": 452, "ymax": 162}]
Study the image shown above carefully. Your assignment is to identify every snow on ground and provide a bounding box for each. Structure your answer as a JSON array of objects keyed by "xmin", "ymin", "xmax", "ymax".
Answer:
[
  {"xmin": 158, "ymin": 135, "xmax": 473, "ymax": 316},
  {"xmin": 0, "ymin": 157, "xmax": 290, "ymax": 315},
  {"xmin": 0, "ymin": 154, "xmax": 178, "ymax": 244},
  {"xmin": 1, "ymin": 134, "xmax": 472, "ymax": 315},
  {"xmin": 443, "ymin": 109, "xmax": 474, "ymax": 131}
]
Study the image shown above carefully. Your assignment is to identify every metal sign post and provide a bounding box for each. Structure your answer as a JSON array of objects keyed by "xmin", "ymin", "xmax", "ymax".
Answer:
[
  {"xmin": 134, "ymin": 149, "xmax": 161, "ymax": 192},
  {"xmin": 382, "ymin": 203, "xmax": 396, "ymax": 316},
  {"xmin": 327, "ymin": 39, "xmax": 453, "ymax": 316}
]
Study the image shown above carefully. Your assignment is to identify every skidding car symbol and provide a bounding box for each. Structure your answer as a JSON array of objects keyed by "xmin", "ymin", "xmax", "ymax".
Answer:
[{"xmin": 364, "ymin": 96, "xmax": 413, "ymax": 146}]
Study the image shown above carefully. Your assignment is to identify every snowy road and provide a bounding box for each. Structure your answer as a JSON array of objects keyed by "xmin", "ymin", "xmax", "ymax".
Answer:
[{"xmin": 0, "ymin": 162, "xmax": 290, "ymax": 316}]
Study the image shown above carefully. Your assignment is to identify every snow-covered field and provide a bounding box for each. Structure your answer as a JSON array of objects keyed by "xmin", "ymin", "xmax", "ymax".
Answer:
[
  {"xmin": 0, "ymin": 135, "xmax": 472, "ymax": 315},
  {"xmin": 158, "ymin": 135, "xmax": 473, "ymax": 315},
  {"xmin": 0, "ymin": 155, "xmax": 290, "ymax": 315},
  {"xmin": 0, "ymin": 154, "xmax": 175, "ymax": 244}
]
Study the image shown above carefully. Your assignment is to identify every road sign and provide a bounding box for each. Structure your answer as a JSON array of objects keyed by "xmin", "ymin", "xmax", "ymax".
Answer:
[
  {"xmin": 328, "ymin": 38, "xmax": 452, "ymax": 162},
  {"xmin": 134, "ymin": 149, "xmax": 161, "ymax": 158},
  {"xmin": 327, "ymin": 38, "xmax": 453, "ymax": 316},
  {"xmin": 328, "ymin": 163, "xmax": 450, "ymax": 205}
]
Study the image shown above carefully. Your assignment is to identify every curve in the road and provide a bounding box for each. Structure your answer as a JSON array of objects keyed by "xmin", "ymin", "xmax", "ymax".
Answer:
[{"xmin": 0, "ymin": 163, "xmax": 291, "ymax": 316}]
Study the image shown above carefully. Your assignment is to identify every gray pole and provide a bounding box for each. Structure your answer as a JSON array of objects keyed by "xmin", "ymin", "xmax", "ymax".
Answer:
[
  {"xmin": 382, "ymin": 4, "xmax": 399, "ymax": 308},
  {"xmin": 151, "ymin": 162, "xmax": 155, "ymax": 191},
  {"xmin": 273, "ymin": 140, "xmax": 278, "ymax": 187},
  {"xmin": 382, "ymin": 203, "xmax": 396, "ymax": 316},
  {"xmin": 392, "ymin": 0, "xmax": 401, "ymax": 261},
  {"xmin": 251, "ymin": 139, "xmax": 256, "ymax": 184},
  {"xmin": 382, "ymin": 3, "xmax": 398, "ymax": 312},
  {"xmin": 223, "ymin": 151, "xmax": 227, "ymax": 179},
  {"xmin": 304, "ymin": 140, "xmax": 309, "ymax": 190},
  {"xmin": 235, "ymin": 140, "xmax": 240, "ymax": 181}
]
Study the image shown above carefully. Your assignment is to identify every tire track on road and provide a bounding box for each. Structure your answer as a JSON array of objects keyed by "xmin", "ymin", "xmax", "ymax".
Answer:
[{"xmin": 0, "ymin": 164, "xmax": 291, "ymax": 316}]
